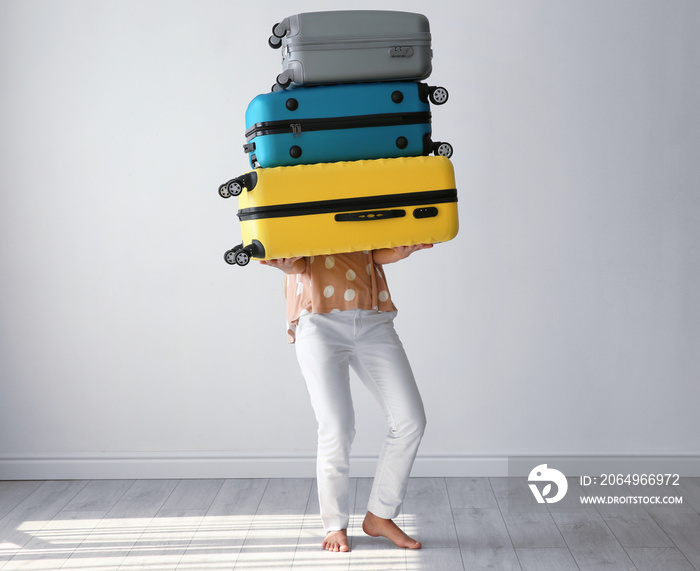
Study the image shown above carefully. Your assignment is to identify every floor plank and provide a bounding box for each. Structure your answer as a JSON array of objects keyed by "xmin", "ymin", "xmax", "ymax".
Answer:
[
  {"xmin": 452, "ymin": 508, "xmax": 521, "ymax": 570},
  {"xmin": 114, "ymin": 480, "xmax": 226, "ymax": 569},
  {"xmin": 516, "ymin": 547, "xmax": 580, "ymax": 571},
  {"xmin": 446, "ymin": 477, "xmax": 499, "ymax": 509},
  {"xmin": 597, "ymin": 506, "xmax": 675, "ymax": 548},
  {"xmin": 157, "ymin": 479, "xmax": 224, "ymax": 516},
  {"xmin": 645, "ymin": 508, "xmax": 700, "ymax": 570},
  {"xmin": 0, "ymin": 480, "xmax": 88, "ymax": 567},
  {"xmin": 65, "ymin": 479, "xmax": 179, "ymax": 570},
  {"xmin": 402, "ymin": 478, "xmax": 459, "ymax": 549},
  {"xmin": 406, "ymin": 546, "xmax": 465, "ymax": 571},
  {"xmin": 627, "ymin": 547, "xmax": 696, "ymax": 570},
  {"xmin": 0, "ymin": 482, "xmax": 43, "ymax": 521},
  {"xmin": 549, "ymin": 507, "xmax": 637, "ymax": 570},
  {"xmin": 1, "ymin": 480, "xmax": 133, "ymax": 571},
  {"xmin": 176, "ymin": 478, "xmax": 268, "ymax": 570},
  {"xmin": 675, "ymin": 477, "xmax": 700, "ymax": 513},
  {"xmin": 234, "ymin": 478, "xmax": 312, "ymax": 571},
  {"xmin": 501, "ymin": 511, "xmax": 567, "ymax": 548},
  {"xmin": 62, "ymin": 480, "xmax": 135, "ymax": 513}
]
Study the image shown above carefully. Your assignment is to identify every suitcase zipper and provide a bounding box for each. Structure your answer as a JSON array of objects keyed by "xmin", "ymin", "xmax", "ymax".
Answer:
[
  {"xmin": 285, "ymin": 35, "xmax": 431, "ymax": 54},
  {"xmin": 245, "ymin": 111, "xmax": 431, "ymax": 140},
  {"xmin": 237, "ymin": 189, "xmax": 457, "ymax": 221}
]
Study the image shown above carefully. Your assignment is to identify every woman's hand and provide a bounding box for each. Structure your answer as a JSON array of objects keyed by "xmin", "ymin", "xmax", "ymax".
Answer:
[
  {"xmin": 372, "ymin": 244, "xmax": 433, "ymax": 265},
  {"xmin": 259, "ymin": 257, "xmax": 306, "ymax": 274}
]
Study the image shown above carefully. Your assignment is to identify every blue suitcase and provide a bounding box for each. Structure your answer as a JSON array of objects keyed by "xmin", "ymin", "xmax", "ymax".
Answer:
[{"xmin": 243, "ymin": 81, "xmax": 452, "ymax": 169}]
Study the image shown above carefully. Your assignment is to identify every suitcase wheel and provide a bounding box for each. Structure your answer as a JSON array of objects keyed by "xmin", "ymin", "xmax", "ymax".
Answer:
[
  {"xmin": 276, "ymin": 71, "xmax": 293, "ymax": 90},
  {"xmin": 429, "ymin": 86, "xmax": 449, "ymax": 105},
  {"xmin": 223, "ymin": 244, "xmax": 252, "ymax": 267},
  {"xmin": 218, "ymin": 179, "xmax": 242, "ymax": 198},
  {"xmin": 218, "ymin": 181, "xmax": 232, "ymax": 199},
  {"xmin": 220, "ymin": 173, "xmax": 256, "ymax": 197},
  {"xmin": 271, "ymin": 21, "xmax": 287, "ymax": 39},
  {"xmin": 218, "ymin": 179, "xmax": 241, "ymax": 199},
  {"xmin": 268, "ymin": 22, "xmax": 285, "ymax": 48},
  {"xmin": 234, "ymin": 250, "xmax": 251, "ymax": 266},
  {"xmin": 224, "ymin": 244, "xmax": 243, "ymax": 265},
  {"xmin": 434, "ymin": 141, "xmax": 454, "ymax": 158},
  {"xmin": 219, "ymin": 178, "xmax": 243, "ymax": 198},
  {"xmin": 229, "ymin": 180, "xmax": 243, "ymax": 196}
]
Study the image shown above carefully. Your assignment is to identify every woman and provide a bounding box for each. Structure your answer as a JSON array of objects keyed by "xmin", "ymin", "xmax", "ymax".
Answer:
[{"xmin": 262, "ymin": 245, "xmax": 430, "ymax": 552}]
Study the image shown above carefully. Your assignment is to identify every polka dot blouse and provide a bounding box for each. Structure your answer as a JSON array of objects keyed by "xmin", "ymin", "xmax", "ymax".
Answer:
[{"xmin": 285, "ymin": 251, "xmax": 397, "ymax": 343}]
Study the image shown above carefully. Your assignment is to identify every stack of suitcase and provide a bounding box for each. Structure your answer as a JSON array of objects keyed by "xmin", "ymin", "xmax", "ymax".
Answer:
[{"xmin": 219, "ymin": 10, "xmax": 459, "ymax": 266}]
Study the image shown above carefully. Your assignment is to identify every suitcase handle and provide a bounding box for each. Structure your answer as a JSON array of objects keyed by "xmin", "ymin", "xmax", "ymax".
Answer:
[{"xmin": 335, "ymin": 209, "xmax": 406, "ymax": 222}]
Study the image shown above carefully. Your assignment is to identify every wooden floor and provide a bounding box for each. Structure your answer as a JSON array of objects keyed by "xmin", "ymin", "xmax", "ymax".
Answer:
[{"xmin": 1, "ymin": 477, "xmax": 699, "ymax": 570}]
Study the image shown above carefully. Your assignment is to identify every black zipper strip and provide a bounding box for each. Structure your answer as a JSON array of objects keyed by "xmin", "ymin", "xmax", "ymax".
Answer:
[
  {"xmin": 245, "ymin": 111, "xmax": 432, "ymax": 140},
  {"xmin": 237, "ymin": 188, "xmax": 457, "ymax": 222}
]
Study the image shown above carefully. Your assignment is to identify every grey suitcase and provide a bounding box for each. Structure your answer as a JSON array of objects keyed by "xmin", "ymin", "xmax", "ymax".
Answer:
[{"xmin": 269, "ymin": 10, "xmax": 433, "ymax": 90}]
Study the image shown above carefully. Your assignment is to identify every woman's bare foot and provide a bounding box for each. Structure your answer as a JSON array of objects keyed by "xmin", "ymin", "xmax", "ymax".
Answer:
[
  {"xmin": 362, "ymin": 511, "xmax": 421, "ymax": 549},
  {"xmin": 322, "ymin": 529, "xmax": 350, "ymax": 552}
]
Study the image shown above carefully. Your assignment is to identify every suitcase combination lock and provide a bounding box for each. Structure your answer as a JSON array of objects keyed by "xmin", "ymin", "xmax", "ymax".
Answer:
[
  {"xmin": 389, "ymin": 46, "xmax": 414, "ymax": 58},
  {"xmin": 413, "ymin": 207, "xmax": 438, "ymax": 219}
]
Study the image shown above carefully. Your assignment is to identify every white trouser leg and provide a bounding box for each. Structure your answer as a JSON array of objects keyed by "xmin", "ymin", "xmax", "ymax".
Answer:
[
  {"xmin": 349, "ymin": 310, "xmax": 426, "ymax": 520},
  {"xmin": 295, "ymin": 310, "xmax": 426, "ymax": 530},
  {"xmin": 295, "ymin": 312, "xmax": 356, "ymax": 532}
]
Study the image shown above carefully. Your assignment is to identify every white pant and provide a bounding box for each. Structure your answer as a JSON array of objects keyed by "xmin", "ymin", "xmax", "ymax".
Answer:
[{"xmin": 295, "ymin": 309, "xmax": 426, "ymax": 532}]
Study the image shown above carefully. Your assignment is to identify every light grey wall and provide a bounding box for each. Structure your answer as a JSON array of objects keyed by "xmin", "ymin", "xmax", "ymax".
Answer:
[{"xmin": 1, "ymin": 0, "xmax": 698, "ymax": 479}]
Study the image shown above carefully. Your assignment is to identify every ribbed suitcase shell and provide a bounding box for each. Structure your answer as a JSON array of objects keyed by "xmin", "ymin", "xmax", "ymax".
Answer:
[
  {"xmin": 244, "ymin": 82, "xmax": 436, "ymax": 168},
  {"xmin": 223, "ymin": 156, "xmax": 458, "ymax": 262},
  {"xmin": 270, "ymin": 10, "xmax": 432, "ymax": 88}
]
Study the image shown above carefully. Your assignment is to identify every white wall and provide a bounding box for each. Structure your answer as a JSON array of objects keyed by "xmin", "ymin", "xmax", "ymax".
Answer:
[{"xmin": 1, "ymin": 0, "xmax": 698, "ymax": 479}]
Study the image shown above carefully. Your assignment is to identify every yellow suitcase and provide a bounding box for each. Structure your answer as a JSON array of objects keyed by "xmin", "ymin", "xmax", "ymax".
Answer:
[{"xmin": 219, "ymin": 156, "xmax": 458, "ymax": 265}]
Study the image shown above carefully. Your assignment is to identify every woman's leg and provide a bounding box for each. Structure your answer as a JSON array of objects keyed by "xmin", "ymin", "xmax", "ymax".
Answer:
[
  {"xmin": 349, "ymin": 311, "xmax": 426, "ymax": 536},
  {"xmin": 295, "ymin": 313, "xmax": 356, "ymax": 534}
]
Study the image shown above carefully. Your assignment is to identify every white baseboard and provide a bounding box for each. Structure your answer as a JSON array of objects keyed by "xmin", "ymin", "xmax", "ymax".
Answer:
[{"xmin": 0, "ymin": 452, "xmax": 507, "ymax": 480}]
